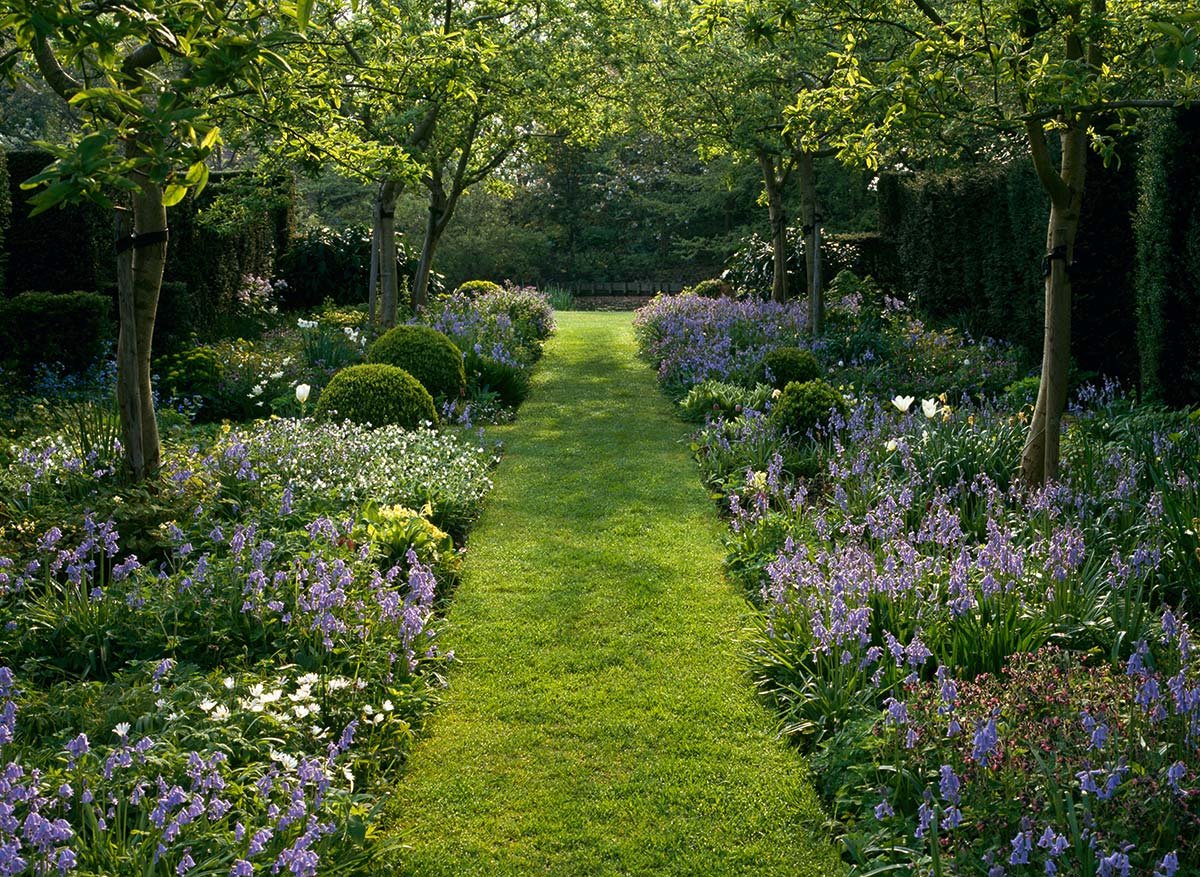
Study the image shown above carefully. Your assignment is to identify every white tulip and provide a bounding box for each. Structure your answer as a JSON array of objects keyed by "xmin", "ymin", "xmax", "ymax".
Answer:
[
  {"xmin": 295, "ymin": 383, "xmax": 311, "ymax": 404},
  {"xmin": 885, "ymin": 439, "xmax": 898, "ymax": 452},
  {"xmin": 921, "ymin": 398, "xmax": 939, "ymax": 419},
  {"xmin": 891, "ymin": 395, "xmax": 915, "ymax": 413}
]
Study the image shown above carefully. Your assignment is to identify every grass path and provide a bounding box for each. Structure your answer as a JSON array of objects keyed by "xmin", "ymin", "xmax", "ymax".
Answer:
[{"xmin": 382, "ymin": 311, "xmax": 837, "ymax": 875}]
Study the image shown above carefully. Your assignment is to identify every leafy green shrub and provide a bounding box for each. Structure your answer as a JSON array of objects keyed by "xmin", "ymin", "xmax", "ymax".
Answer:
[
  {"xmin": 315, "ymin": 363, "xmax": 437, "ymax": 428},
  {"xmin": 686, "ymin": 279, "xmax": 728, "ymax": 298},
  {"xmin": 760, "ymin": 347, "xmax": 820, "ymax": 389},
  {"xmin": 466, "ymin": 351, "xmax": 531, "ymax": 407},
  {"xmin": 358, "ymin": 501, "xmax": 461, "ymax": 586},
  {"xmin": 0, "ymin": 291, "xmax": 112, "ymax": 374},
  {"xmin": 1004, "ymin": 375, "xmax": 1041, "ymax": 408},
  {"xmin": 455, "ymin": 279, "xmax": 502, "ymax": 297},
  {"xmin": 679, "ymin": 380, "xmax": 773, "ymax": 422},
  {"xmin": 367, "ymin": 324, "xmax": 465, "ymax": 400},
  {"xmin": 155, "ymin": 347, "xmax": 224, "ymax": 412},
  {"xmin": 770, "ymin": 379, "xmax": 848, "ymax": 439}
]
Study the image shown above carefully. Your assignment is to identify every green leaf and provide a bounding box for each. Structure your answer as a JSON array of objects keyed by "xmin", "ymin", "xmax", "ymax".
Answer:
[
  {"xmin": 296, "ymin": 0, "xmax": 314, "ymax": 29},
  {"xmin": 162, "ymin": 184, "xmax": 189, "ymax": 207}
]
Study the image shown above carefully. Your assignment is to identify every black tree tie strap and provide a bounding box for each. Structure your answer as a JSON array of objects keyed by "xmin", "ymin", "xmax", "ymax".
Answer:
[
  {"xmin": 800, "ymin": 224, "xmax": 815, "ymax": 236},
  {"xmin": 1042, "ymin": 244, "xmax": 1070, "ymax": 278},
  {"xmin": 380, "ymin": 210, "xmax": 395, "ymax": 219},
  {"xmin": 116, "ymin": 229, "xmax": 169, "ymax": 254}
]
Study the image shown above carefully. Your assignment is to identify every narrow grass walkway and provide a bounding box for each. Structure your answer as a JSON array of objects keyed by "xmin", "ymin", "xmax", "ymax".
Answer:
[{"xmin": 382, "ymin": 311, "xmax": 837, "ymax": 875}]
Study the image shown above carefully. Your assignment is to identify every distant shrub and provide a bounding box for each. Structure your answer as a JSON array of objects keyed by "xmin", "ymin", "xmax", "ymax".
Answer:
[
  {"xmin": 466, "ymin": 352, "xmax": 531, "ymax": 407},
  {"xmin": 686, "ymin": 279, "xmax": 728, "ymax": 299},
  {"xmin": 367, "ymin": 325, "xmax": 465, "ymax": 401},
  {"xmin": 315, "ymin": 364, "xmax": 436, "ymax": 428},
  {"xmin": 455, "ymin": 280, "xmax": 502, "ymax": 298},
  {"xmin": 760, "ymin": 347, "xmax": 820, "ymax": 389},
  {"xmin": 0, "ymin": 291, "xmax": 112, "ymax": 374},
  {"xmin": 771, "ymin": 379, "xmax": 848, "ymax": 439}
]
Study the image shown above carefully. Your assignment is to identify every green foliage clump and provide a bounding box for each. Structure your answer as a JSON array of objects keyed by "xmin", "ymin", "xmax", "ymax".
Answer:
[
  {"xmin": 0, "ymin": 291, "xmax": 112, "ymax": 374},
  {"xmin": 770, "ymin": 379, "xmax": 848, "ymax": 439},
  {"xmin": 466, "ymin": 352, "xmax": 531, "ymax": 408},
  {"xmin": 367, "ymin": 324, "xmax": 465, "ymax": 400},
  {"xmin": 455, "ymin": 279, "xmax": 503, "ymax": 297},
  {"xmin": 679, "ymin": 380, "xmax": 772, "ymax": 422},
  {"xmin": 155, "ymin": 347, "xmax": 225, "ymax": 413},
  {"xmin": 760, "ymin": 347, "xmax": 820, "ymax": 389},
  {"xmin": 315, "ymin": 364, "xmax": 436, "ymax": 428},
  {"xmin": 685, "ymin": 279, "xmax": 728, "ymax": 298},
  {"xmin": 359, "ymin": 501, "xmax": 461, "ymax": 586}
]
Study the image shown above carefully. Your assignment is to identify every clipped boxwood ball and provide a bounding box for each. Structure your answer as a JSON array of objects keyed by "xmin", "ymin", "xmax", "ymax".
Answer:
[
  {"xmin": 456, "ymin": 279, "xmax": 503, "ymax": 297},
  {"xmin": 315, "ymin": 364, "xmax": 437, "ymax": 428},
  {"xmin": 366, "ymin": 324, "xmax": 466, "ymax": 400},
  {"xmin": 770, "ymin": 378, "xmax": 848, "ymax": 439},
  {"xmin": 761, "ymin": 347, "xmax": 821, "ymax": 389}
]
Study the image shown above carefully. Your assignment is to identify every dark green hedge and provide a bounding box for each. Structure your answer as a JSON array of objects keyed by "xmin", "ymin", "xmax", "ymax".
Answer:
[
  {"xmin": 0, "ymin": 290, "xmax": 113, "ymax": 374},
  {"xmin": 4, "ymin": 150, "xmax": 112, "ymax": 297},
  {"xmin": 1135, "ymin": 108, "xmax": 1200, "ymax": 405},
  {"xmin": 877, "ymin": 152, "xmax": 1139, "ymax": 383},
  {"xmin": 0, "ymin": 152, "xmax": 9, "ymax": 293},
  {"xmin": 162, "ymin": 172, "xmax": 294, "ymax": 338},
  {"xmin": 4, "ymin": 152, "xmax": 294, "ymax": 348}
]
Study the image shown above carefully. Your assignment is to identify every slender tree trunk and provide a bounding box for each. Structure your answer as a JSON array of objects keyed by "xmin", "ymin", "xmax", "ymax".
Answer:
[
  {"xmin": 758, "ymin": 152, "xmax": 789, "ymax": 303},
  {"xmin": 811, "ymin": 221, "xmax": 824, "ymax": 335},
  {"xmin": 115, "ymin": 168, "xmax": 167, "ymax": 481},
  {"xmin": 797, "ymin": 151, "xmax": 824, "ymax": 334},
  {"xmin": 1020, "ymin": 125, "xmax": 1087, "ymax": 486},
  {"xmin": 368, "ymin": 197, "xmax": 381, "ymax": 332},
  {"xmin": 412, "ymin": 193, "xmax": 447, "ymax": 311},
  {"xmin": 376, "ymin": 179, "xmax": 400, "ymax": 327}
]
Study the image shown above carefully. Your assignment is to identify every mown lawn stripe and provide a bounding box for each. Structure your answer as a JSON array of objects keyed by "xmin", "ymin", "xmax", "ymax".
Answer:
[{"xmin": 383, "ymin": 311, "xmax": 838, "ymax": 876}]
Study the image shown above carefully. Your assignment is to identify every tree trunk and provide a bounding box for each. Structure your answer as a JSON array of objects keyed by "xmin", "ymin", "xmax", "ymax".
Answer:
[
  {"xmin": 758, "ymin": 152, "xmax": 789, "ymax": 304},
  {"xmin": 368, "ymin": 198, "xmax": 380, "ymax": 331},
  {"xmin": 811, "ymin": 220, "xmax": 824, "ymax": 336},
  {"xmin": 797, "ymin": 151, "xmax": 823, "ymax": 334},
  {"xmin": 115, "ymin": 172, "xmax": 167, "ymax": 481},
  {"xmin": 412, "ymin": 193, "xmax": 447, "ymax": 311},
  {"xmin": 376, "ymin": 179, "xmax": 400, "ymax": 327},
  {"xmin": 1020, "ymin": 125, "xmax": 1087, "ymax": 487}
]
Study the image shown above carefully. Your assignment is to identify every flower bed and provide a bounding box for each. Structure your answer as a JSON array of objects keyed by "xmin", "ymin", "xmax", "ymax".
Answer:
[
  {"xmin": 635, "ymin": 282, "xmax": 1200, "ymax": 875},
  {"xmin": 0, "ymin": 281, "xmax": 529, "ymax": 873}
]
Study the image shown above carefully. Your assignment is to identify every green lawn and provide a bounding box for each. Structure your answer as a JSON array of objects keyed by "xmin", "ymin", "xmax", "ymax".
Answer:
[{"xmin": 381, "ymin": 311, "xmax": 838, "ymax": 875}]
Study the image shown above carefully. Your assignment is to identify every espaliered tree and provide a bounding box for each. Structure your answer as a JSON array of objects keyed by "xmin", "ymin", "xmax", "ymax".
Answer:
[
  {"xmin": 782, "ymin": 0, "xmax": 1200, "ymax": 484},
  {"xmin": 0, "ymin": 0, "xmax": 312, "ymax": 479}
]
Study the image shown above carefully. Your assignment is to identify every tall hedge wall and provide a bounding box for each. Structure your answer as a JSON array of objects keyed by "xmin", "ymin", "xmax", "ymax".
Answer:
[
  {"xmin": 3, "ymin": 153, "xmax": 294, "ymax": 349},
  {"xmin": 1135, "ymin": 108, "xmax": 1200, "ymax": 405},
  {"xmin": 161, "ymin": 172, "xmax": 294, "ymax": 342},
  {"xmin": 4, "ymin": 150, "xmax": 113, "ymax": 297},
  {"xmin": 877, "ymin": 150, "xmax": 1140, "ymax": 383},
  {"xmin": 0, "ymin": 152, "xmax": 9, "ymax": 292}
]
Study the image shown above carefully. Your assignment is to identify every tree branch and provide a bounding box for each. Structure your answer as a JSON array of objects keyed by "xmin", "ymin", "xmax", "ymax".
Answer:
[
  {"xmin": 1024, "ymin": 118, "xmax": 1070, "ymax": 206},
  {"xmin": 32, "ymin": 36, "xmax": 81, "ymax": 99}
]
